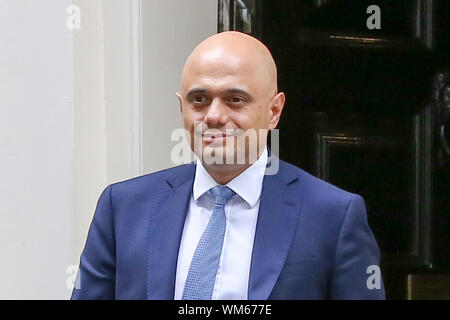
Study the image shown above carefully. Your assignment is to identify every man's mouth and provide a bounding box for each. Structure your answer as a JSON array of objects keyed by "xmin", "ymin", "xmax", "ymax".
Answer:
[{"xmin": 202, "ymin": 133, "xmax": 233, "ymax": 143}]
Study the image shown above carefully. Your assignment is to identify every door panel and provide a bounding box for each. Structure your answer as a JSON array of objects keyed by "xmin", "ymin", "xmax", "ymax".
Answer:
[{"xmin": 219, "ymin": 0, "xmax": 450, "ymax": 299}]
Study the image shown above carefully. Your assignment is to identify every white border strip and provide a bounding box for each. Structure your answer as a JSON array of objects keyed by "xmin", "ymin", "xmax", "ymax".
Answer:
[{"xmin": 130, "ymin": 0, "xmax": 143, "ymax": 176}]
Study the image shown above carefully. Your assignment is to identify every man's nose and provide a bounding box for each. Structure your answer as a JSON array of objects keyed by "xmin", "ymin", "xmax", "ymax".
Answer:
[{"xmin": 204, "ymin": 98, "xmax": 228, "ymax": 126}]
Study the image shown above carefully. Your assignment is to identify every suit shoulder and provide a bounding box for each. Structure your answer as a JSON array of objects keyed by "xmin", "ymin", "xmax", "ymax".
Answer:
[
  {"xmin": 279, "ymin": 159, "xmax": 359, "ymax": 208},
  {"xmin": 108, "ymin": 163, "xmax": 195, "ymax": 196}
]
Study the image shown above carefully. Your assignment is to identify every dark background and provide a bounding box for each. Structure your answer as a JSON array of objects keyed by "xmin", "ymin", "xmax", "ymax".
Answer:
[{"xmin": 219, "ymin": 0, "xmax": 450, "ymax": 299}]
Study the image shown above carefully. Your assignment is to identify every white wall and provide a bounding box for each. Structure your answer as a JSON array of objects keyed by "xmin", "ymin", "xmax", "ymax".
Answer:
[
  {"xmin": 141, "ymin": 0, "xmax": 218, "ymax": 173},
  {"xmin": 72, "ymin": 0, "xmax": 107, "ymax": 278},
  {"xmin": 0, "ymin": 0, "xmax": 74, "ymax": 299},
  {"xmin": 0, "ymin": 0, "xmax": 217, "ymax": 299}
]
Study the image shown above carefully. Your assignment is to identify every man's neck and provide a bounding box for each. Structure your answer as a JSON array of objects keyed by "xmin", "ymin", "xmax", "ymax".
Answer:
[
  {"xmin": 200, "ymin": 147, "xmax": 266, "ymax": 185},
  {"xmin": 203, "ymin": 164, "xmax": 252, "ymax": 185}
]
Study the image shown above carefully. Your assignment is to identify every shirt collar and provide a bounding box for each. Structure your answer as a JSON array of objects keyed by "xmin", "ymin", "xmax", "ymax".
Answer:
[{"xmin": 193, "ymin": 147, "xmax": 268, "ymax": 208}]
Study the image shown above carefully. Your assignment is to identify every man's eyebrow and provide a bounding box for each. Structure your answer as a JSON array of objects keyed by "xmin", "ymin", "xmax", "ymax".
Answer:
[
  {"xmin": 224, "ymin": 88, "xmax": 251, "ymax": 97},
  {"xmin": 185, "ymin": 87, "xmax": 253, "ymax": 99},
  {"xmin": 186, "ymin": 88, "xmax": 208, "ymax": 97}
]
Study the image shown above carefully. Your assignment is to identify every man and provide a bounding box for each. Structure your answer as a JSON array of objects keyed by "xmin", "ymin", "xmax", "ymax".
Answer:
[{"xmin": 71, "ymin": 31, "xmax": 385, "ymax": 300}]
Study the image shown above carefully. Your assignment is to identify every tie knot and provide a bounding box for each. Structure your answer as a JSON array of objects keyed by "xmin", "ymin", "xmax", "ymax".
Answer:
[{"xmin": 210, "ymin": 185, "xmax": 235, "ymax": 207}]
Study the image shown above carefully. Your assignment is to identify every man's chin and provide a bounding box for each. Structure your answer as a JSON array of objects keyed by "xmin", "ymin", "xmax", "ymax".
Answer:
[
  {"xmin": 203, "ymin": 162, "xmax": 245, "ymax": 173},
  {"xmin": 195, "ymin": 145, "xmax": 240, "ymax": 166}
]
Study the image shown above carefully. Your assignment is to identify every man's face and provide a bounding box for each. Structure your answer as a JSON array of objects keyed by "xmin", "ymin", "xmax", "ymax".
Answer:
[{"xmin": 177, "ymin": 46, "xmax": 284, "ymax": 169}]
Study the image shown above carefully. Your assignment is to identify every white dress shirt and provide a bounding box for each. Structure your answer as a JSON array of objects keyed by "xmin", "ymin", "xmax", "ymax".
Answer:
[{"xmin": 174, "ymin": 148, "xmax": 268, "ymax": 300}]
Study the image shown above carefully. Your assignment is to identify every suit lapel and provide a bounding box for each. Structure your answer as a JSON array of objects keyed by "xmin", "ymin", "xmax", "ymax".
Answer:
[
  {"xmin": 145, "ymin": 160, "xmax": 302, "ymax": 300},
  {"xmin": 248, "ymin": 161, "xmax": 303, "ymax": 300},
  {"xmin": 146, "ymin": 164, "xmax": 195, "ymax": 300}
]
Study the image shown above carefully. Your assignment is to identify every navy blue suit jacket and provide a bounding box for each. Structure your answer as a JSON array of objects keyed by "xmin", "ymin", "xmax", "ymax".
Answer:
[{"xmin": 71, "ymin": 157, "xmax": 385, "ymax": 300}]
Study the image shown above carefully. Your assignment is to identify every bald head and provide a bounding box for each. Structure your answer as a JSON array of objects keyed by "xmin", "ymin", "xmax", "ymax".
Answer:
[
  {"xmin": 180, "ymin": 31, "xmax": 278, "ymax": 98},
  {"xmin": 177, "ymin": 31, "xmax": 286, "ymax": 180}
]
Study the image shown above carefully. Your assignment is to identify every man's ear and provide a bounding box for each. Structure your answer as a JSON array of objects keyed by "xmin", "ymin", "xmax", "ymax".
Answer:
[
  {"xmin": 176, "ymin": 92, "xmax": 183, "ymax": 113},
  {"xmin": 268, "ymin": 92, "xmax": 286, "ymax": 130}
]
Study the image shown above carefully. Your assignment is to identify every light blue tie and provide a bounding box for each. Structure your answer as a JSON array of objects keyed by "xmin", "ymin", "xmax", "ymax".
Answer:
[{"xmin": 182, "ymin": 185, "xmax": 235, "ymax": 300}]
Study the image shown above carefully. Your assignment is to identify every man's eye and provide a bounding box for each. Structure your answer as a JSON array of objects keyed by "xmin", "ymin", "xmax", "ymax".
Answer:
[
  {"xmin": 193, "ymin": 96, "xmax": 206, "ymax": 103},
  {"xmin": 230, "ymin": 97, "xmax": 244, "ymax": 103}
]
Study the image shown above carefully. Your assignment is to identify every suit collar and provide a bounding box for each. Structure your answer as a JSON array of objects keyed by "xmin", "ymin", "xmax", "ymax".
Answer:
[
  {"xmin": 146, "ymin": 158, "xmax": 302, "ymax": 300},
  {"xmin": 146, "ymin": 164, "xmax": 195, "ymax": 300},
  {"xmin": 248, "ymin": 158, "xmax": 303, "ymax": 299},
  {"xmin": 193, "ymin": 147, "xmax": 269, "ymax": 208},
  {"xmin": 166, "ymin": 163, "xmax": 196, "ymax": 188}
]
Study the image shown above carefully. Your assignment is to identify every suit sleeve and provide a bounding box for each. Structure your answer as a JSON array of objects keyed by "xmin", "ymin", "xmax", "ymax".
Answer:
[
  {"xmin": 329, "ymin": 194, "xmax": 386, "ymax": 299},
  {"xmin": 71, "ymin": 185, "xmax": 116, "ymax": 300}
]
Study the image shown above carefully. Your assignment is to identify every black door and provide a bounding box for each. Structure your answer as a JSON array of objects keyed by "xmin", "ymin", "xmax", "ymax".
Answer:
[{"xmin": 219, "ymin": 0, "xmax": 450, "ymax": 299}]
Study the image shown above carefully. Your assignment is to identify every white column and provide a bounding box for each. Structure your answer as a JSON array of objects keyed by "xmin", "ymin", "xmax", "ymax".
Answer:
[
  {"xmin": 0, "ymin": 0, "xmax": 74, "ymax": 299},
  {"xmin": 141, "ymin": 0, "xmax": 218, "ymax": 173}
]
